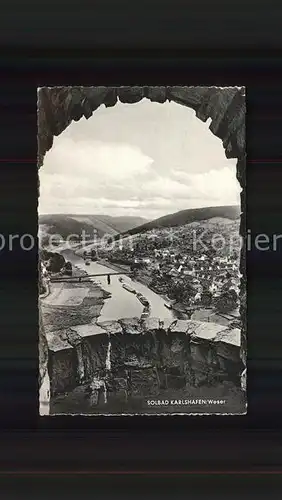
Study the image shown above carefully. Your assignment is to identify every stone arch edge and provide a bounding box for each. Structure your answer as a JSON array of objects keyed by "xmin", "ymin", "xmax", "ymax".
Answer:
[{"xmin": 37, "ymin": 86, "xmax": 246, "ymax": 168}]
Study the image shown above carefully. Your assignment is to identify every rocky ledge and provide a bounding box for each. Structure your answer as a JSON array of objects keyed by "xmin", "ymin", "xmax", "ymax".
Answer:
[{"xmin": 46, "ymin": 316, "xmax": 245, "ymax": 414}]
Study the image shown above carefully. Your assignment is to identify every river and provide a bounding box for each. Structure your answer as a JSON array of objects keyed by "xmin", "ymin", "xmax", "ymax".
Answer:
[{"xmin": 61, "ymin": 249, "xmax": 175, "ymax": 323}]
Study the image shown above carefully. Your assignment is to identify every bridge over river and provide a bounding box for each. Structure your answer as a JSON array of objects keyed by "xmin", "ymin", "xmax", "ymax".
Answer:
[{"xmin": 51, "ymin": 271, "xmax": 133, "ymax": 283}]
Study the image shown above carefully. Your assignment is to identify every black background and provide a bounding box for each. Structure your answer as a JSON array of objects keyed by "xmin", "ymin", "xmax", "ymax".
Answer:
[{"xmin": 1, "ymin": 0, "xmax": 282, "ymax": 482}]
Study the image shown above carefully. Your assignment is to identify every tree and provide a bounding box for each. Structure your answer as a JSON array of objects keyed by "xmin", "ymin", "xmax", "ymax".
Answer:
[
  {"xmin": 46, "ymin": 252, "xmax": 65, "ymax": 273},
  {"xmin": 215, "ymin": 289, "xmax": 238, "ymax": 314},
  {"xmin": 40, "ymin": 249, "xmax": 52, "ymax": 261},
  {"xmin": 40, "ymin": 234, "xmax": 50, "ymax": 248},
  {"xmin": 208, "ymin": 246, "xmax": 216, "ymax": 258},
  {"xmin": 91, "ymin": 249, "xmax": 97, "ymax": 260},
  {"xmin": 38, "ymin": 270, "xmax": 46, "ymax": 295},
  {"xmin": 168, "ymin": 280, "xmax": 194, "ymax": 304},
  {"xmin": 201, "ymin": 290, "xmax": 212, "ymax": 307},
  {"xmin": 173, "ymin": 283, "xmax": 185, "ymax": 302},
  {"xmin": 64, "ymin": 261, "xmax": 72, "ymax": 276}
]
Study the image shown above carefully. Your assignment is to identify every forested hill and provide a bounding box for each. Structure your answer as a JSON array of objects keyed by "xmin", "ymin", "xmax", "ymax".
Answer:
[
  {"xmin": 119, "ymin": 205, "xmax": 240, "ymax": 236},
  {"xmin": 39, "ymin": 214, "xmax": 148, "ymax": 240}
]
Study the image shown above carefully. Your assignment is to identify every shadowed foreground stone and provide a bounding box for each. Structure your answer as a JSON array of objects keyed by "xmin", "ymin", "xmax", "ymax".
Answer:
[
  {"xmin": 49, "ymin": 346, "xmax": 77, "ymax": 396},
  {"xmin": 129, "ymin": 367, "xmax": 160, "ymax": 398},
  {"xmin": 119, "ymin": 317, "xmax": 143, "ymax": 335},
  {"xmin": 45, "ymin": 317, "xmax": 244, "ymax": 412}
]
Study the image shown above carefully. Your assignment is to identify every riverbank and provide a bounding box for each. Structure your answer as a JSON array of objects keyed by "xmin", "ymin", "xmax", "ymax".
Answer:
[
  {"xmin": 74, "ymin": 253, "xmax": 198, "ymax": 321},
  {"xmin": 97, "ymin": 258, "xmax": 167, "ymax": 299},
  {"xmin": 39, "ymin": 278, "xmax": 50, "ymax": 299},
  {"xmin": 96, "ymin": 258, "xmax": 186, "ymax": 318},
  {"xmin": 41, "ymin": 264, "xmax": 110, "ymax": 333},
  {"xmin": 49, "ymin": 249, "xmax": 176, "ymax": 322},
  {"xmin": 93, "ymin": 258, "xmax": 131, "ymax": 275}
]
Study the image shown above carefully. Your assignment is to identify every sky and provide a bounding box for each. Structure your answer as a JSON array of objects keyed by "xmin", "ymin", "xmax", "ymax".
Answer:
[{"xmin": 39, "ymin": 98, "xmax": 240, "ymax": 221}]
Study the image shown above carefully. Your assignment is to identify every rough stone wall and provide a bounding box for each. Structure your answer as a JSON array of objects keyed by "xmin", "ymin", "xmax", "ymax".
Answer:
[
  {"xmin": 38, "ymin": 305, "xmax": 48, "ymax": 386},
  {"xmin": 49, "ymin": 347, "xmax": 78, "ymax": 395},
  {"xmin": 47, "ymin": 318, "xmax": 244, "ymax": 405}
]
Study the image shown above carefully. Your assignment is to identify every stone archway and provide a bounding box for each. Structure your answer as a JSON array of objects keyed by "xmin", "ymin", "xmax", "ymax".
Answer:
[
  {"xmin": 37, "ymin": 86, "xmax": 246, "ymax": 167},
  {"xmin": 37, "ymin": 86, "xmax": 246, "ymax": 402}
]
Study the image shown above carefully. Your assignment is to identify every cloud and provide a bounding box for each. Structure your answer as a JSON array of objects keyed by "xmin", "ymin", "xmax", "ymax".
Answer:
[
  {"xmin": 39, "ymin": 101, "xmax": 240, "ymax": 219},
  {"xmin": 41, "ymin": 138, "xmax": 153, "ymax": 179},
  {"xmin": 171, "ymin": 166, "xmax": 240, "ymax": 203}
]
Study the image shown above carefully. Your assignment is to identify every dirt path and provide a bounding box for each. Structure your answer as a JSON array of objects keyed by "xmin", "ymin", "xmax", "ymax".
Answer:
[{"xmin": 42, "ymin": 281, "xmax": 90, "ymax": 307}]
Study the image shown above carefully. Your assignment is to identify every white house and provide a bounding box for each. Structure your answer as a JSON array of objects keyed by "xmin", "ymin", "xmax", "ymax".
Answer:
[
  {"xmin": 142, "ymin": 258, "xmax": 151, "ymax": 264},
  {"xmin": 209, "ymin": 282, "xmax": 217, "ymax": 293}
]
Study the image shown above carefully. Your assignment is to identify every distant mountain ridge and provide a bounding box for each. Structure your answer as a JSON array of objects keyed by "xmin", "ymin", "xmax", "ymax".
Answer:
[
  {"xmin": 39, "ymin": 206, "xmax": 240, "ymax": 242},
  {"xmin": 39, "ymin": 214, "xmax": 148, "ymax": 240},
  {"xmin": 118, "ymin": 205, "xmax": 240, "ymax": 237}
]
